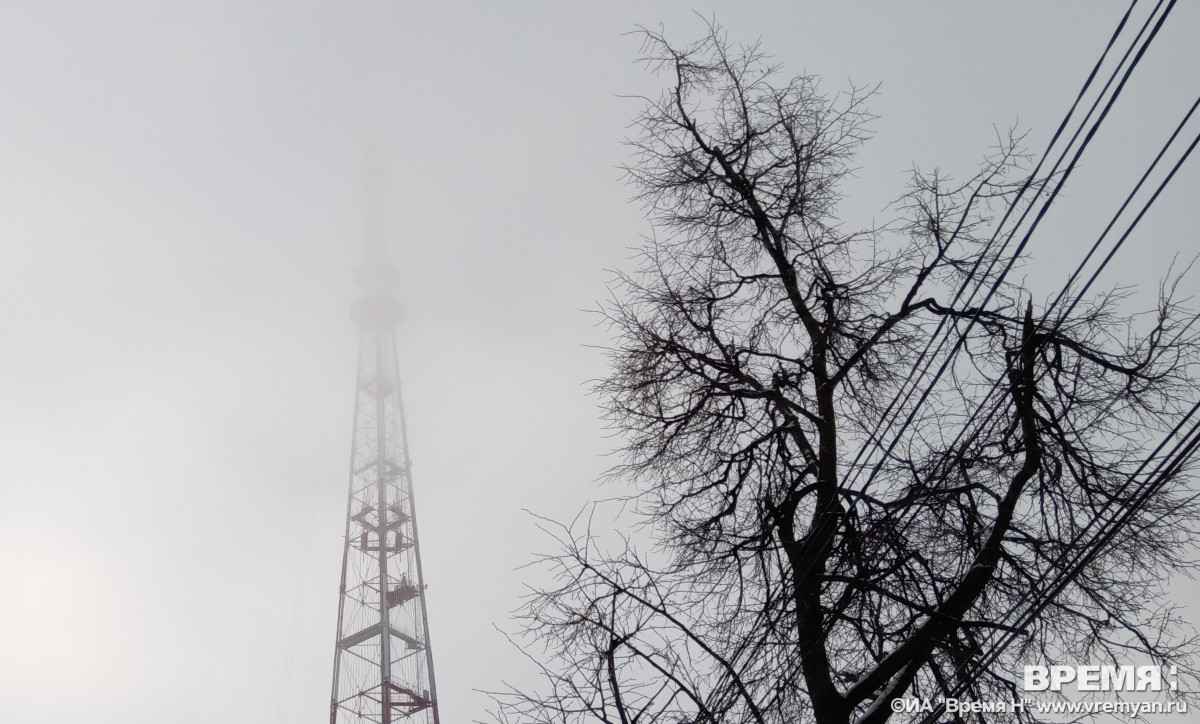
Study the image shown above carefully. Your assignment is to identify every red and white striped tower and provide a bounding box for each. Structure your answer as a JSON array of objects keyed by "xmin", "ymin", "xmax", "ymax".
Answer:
[{"xmin": 329, "ymin": 239, "xmax": 440, "ymax": 724}]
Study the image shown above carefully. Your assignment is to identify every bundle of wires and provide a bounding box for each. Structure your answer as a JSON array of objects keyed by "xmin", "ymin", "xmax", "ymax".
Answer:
[{"xmin": 774, "ymin": 0, "xmax": 1200, "ymax": 719}]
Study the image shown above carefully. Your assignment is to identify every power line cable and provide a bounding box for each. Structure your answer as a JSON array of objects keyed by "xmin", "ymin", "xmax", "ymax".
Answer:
[
  {"xmin": 912, "ymin": 404, "xmax": 1200, "ymax": 724},
  {"xmin": 837, "ymin": 0, "xmax": 1153, "ymax": 493},
  {"xmin": 876, "ymin": 111, "xmax": 1200, "ymax": 719},
  {"xmin": 845, "ymin": 0, "xmax": 1176, "ymax": 506},
  {"xmin": 785, "ymin": 0, "xmax": 1176, "ymax": 620},
  {"xmin": 907, "ymin": 122, "xmax": 1200, "ymax": 723},
  {"xmin": 759, "ymin": 0, "xmax": 1197, "ymax": 716}
]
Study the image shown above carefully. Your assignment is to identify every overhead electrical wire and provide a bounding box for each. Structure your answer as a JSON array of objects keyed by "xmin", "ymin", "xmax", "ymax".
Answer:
[
  {"xmin": 883, "ymin": 54, "xmax": 1200, "ymax": 724},
  {"xmin": 738, "ymin": 0, "xmax": 1200, "ymax": 718},
  {"xmin": 786, "ymin": 0, "xmax": 1175, "ymax": 603},
  {"xmin": 909, "ymin": 120, "xmax": 1200, "ymax": 724},
  {"xmin": 842, "ymin": 0, "xmax": 1177, "ymax": 506},
  {"xmin": 871, "ymin": 114, "xmax": 1200, "ymax": 722},
  {"xmin": 912, "ymin": 403, "xmax": 1200, "ymax": 724}
]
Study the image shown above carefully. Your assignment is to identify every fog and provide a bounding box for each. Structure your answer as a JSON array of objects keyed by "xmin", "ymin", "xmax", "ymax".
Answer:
[{"xmin": 0, "ymin": 2, "xmax": 1196, "ymax": 722}]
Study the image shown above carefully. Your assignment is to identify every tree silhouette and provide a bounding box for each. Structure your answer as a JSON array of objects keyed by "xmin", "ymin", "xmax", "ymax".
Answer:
[{"xmin": 497, "ymin": 23, "xmax": 1200, "ymax": 724}]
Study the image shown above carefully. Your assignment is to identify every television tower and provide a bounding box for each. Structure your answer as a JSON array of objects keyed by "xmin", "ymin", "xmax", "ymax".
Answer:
[{"xmin": 329, "ymin": 235, "xmax": 441, "ymax": 724}]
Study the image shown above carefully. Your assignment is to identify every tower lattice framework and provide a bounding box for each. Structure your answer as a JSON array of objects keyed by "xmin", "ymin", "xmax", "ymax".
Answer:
[{"xmin": 330, "ymin": 245, "xmax": 440, "ymax": 724}]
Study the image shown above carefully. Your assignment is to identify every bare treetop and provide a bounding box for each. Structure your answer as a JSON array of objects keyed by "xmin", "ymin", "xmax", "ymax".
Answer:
[{"xmin": 497, "ymin": 19, "xmax": 1200, "ymax": 724}]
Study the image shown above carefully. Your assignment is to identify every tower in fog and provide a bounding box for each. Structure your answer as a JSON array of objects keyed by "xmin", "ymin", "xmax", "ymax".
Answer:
[{"xmin": 329, "ymin": 241, "xmax": 440, "ymax": 724}]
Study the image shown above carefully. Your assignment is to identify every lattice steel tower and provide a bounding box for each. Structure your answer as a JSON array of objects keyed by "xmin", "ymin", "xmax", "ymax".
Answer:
[{"xmin": 330, "ymin": 240, "xmax": 440, "ymax": 724}]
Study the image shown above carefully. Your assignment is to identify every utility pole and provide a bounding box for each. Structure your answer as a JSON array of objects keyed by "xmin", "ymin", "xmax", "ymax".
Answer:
[{"xmin": 329, "ymin": 239, "xmax": 440, "ymax": 724}]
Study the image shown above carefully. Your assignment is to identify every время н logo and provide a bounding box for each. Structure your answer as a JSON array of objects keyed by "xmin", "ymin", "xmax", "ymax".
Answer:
[{"xmin": 1023, "ymin": 665, "xmax": 1179, "ymax": 692}]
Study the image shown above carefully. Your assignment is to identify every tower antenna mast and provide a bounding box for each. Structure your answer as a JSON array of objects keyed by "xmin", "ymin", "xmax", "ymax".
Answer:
[{"xmin": 329, "ymin": 196, "xmax": 441, "ymax": 724}]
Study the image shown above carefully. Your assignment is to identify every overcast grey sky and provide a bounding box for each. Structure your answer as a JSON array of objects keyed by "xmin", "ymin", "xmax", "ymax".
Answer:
[{"xmin": 1, "ymin": 2, "xmax": 1197, "ymax": 723}]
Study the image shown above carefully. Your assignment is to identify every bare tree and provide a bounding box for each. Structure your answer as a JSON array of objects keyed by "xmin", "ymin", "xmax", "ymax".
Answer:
[{"xmin": 495, "ymin": 24, "xmax": 1200, "ymax": 724}]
